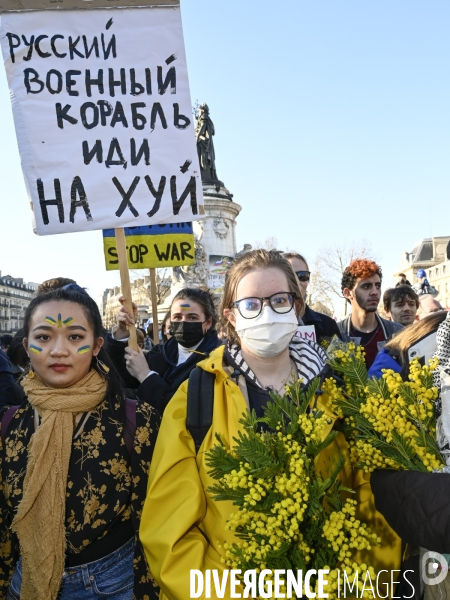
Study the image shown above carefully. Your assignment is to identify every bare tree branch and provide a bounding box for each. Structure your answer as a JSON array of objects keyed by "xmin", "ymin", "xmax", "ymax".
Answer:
[
  {"xmin": 130, "ymin": 268, "xmax": 171, "ymax": 308},
  {"xmin": 253, "ymin": 236, "xmax": 279, "ymax": 251},
  {"xmin": 308, "ymin": 240, "xmax": 378, "ymax": 317}
]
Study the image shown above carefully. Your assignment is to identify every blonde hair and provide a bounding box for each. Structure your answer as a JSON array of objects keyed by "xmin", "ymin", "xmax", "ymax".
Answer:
[
  {"xmin": 220, "ymin": 249, "xmax": 304, "ymax": 345},
  {"xmin": 386, "ymin": 311, "xmax": 448, "ymax": 362}
]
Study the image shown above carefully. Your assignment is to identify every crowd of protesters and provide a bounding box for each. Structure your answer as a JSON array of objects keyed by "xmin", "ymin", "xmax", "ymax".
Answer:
[{"xmin": 0, "ymin": 251, "xmax": 448, "ymax": 600}]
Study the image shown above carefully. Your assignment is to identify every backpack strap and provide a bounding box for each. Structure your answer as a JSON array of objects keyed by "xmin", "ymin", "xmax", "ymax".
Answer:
[
  {"xmin": 124, "ymin": 397, "xmax": 137, "ymax": 457},
  {"xmin": 186, "ymin": 367, "xmax": 215, "ymax": 453},
  {"xmin": 0, "ymin": 406, "xmax": 19, "ymax": 444}
]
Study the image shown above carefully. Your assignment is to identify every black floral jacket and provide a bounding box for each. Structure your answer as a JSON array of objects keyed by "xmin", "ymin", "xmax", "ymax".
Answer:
[{"xmin": 0, "ymin": 396, "xmax": 160, "ymax": 600}]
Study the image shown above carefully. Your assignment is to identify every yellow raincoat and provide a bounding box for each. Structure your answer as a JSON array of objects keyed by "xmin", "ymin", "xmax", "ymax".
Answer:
[{"xmin": 140, "ymin": 346, "xmax": 401, "ymax": 599}]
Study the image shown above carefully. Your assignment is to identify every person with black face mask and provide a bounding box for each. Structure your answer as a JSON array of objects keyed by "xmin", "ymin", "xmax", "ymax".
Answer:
[{"xmin": 105, "ymin": 288, "xmax": 221, "ymax": 413}]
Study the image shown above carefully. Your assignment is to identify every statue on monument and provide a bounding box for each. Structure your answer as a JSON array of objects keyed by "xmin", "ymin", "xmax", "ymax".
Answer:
[
  {"xmin": 162, "ymin": 102, "xmax": 239, "ymax": 304},
  {"xmin": 235, "ymin": 244, "xmax": 253, "ymax": 259},
  {"xmin": 195, "ymin": 103, "xmax": 223, "ymax": 186}
]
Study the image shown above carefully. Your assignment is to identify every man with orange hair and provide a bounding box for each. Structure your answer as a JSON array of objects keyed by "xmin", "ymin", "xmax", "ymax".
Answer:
[{"xmin": 338, "ymin": 259, "xmax": 403, "ymax": 368}]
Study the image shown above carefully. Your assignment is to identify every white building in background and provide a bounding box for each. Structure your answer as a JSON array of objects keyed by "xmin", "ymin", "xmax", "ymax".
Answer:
[
  {"xmin": 394, "ymin": 236, "xmax": 450, "ymax": 308},
  {"xmin": 0, "ymin": 272, "xmax": 37, "ymax": 335},
  {"xmin": 101, "ymin": 274, "xmax": 171, "ymax": 330}
]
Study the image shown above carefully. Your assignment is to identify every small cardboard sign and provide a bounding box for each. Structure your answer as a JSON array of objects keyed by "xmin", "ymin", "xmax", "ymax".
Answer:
[
  {"xmin": 103, "ymin": 222, "xmax": 194, "ymax": 270},
  {"xmin": 294, "ymin": 325, "xmax": 317, "ymax": 343}
]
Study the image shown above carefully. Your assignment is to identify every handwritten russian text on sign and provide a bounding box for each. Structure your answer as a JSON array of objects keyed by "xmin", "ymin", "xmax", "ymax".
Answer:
[
  {"xmin": 0, "ymin": 7, "xmax": 203, "ymax": 235},
  {"xmin": 103, "ymin": 222, "xmax": 194, "ymax": 270}
]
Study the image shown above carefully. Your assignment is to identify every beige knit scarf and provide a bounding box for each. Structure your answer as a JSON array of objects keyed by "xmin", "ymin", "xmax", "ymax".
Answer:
[{"xmin": 13, "ymin": 368, "xmax": 108, "ymax": 600}]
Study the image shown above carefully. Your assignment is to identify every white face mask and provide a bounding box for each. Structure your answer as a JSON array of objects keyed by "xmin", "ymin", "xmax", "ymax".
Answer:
[{"xmin": 235, "ymin": 305, "xmax": 299, "ymax": 358}]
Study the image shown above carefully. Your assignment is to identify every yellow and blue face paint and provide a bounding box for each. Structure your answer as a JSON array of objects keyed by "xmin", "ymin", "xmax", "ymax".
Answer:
[
  {"xmin": 180, "ymin": 303, "xmax": 191, "ymax": 311},
  {"xmin": 29, "ymin": 345, "xmax": 42, "ymax": 354},
  {"xmin": 77, "ymin": 345, "xmax": 91, "ymax": 354},
  {"xmin": 45, "ymin": 314, "xmax": 74, "ymax": 328}
]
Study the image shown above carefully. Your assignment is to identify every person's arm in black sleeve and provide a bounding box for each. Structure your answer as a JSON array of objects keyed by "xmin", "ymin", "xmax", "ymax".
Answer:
[
  {"xmin": 371, "ymin": 469, "xmax": 450, "ymax": 553},
  {"xmin": 136, "ymin": 373, "xmax": 175, "ymax": 420},
  {"xmin": 320, "ymin": 314, "xmax": 343, "ymax": 341},
  {"xmin": 104, "ymin": 334, "xmax": 140, "ymax": 389},
  {"xmin": 0, "ymin": 351, "xmax": 16, "ymax": 410}
]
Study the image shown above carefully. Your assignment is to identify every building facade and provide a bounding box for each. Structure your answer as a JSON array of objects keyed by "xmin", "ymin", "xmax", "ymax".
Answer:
[
  {"xmin": 394, "ymin": 236, "xmax": 450, "ymax": 308},
  {"xmin": 0, "ymin": 273, "xmax": 37, "ymax": 335},
  {"xmin": 101, "ymin": 274, "xmax": 171, "ymax": 330}
]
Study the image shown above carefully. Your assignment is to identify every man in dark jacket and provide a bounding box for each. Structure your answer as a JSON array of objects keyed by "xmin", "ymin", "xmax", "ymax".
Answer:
[
  {"xmin": 302, "ymin": 304, "xmax": 342, "ymax": 345},
  {"xmin": 338, "ymin": 258, "xmax": 403, "ymax": 368},
  {"xmin": 283, "ymin": 252, "xmax": 342, "ymax": 345}
]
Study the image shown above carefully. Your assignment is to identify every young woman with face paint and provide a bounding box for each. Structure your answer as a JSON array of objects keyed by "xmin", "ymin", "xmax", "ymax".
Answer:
[
  {"xmin": 0, "ymin": 287, "xmax": 160, "ymax": 600},
  {"xmin": 139, "ymin": 249, "xmax": 402, "ymax": 599},
  {"xmin": 106, "ymin": 288, "xmax": 221, "ymax": 411}
]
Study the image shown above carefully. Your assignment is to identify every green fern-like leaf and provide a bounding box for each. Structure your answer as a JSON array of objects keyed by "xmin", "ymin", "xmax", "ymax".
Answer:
[
  {"xmin": 397, "ymin": 383, "xmax": 418, "ymax": 407},
  {"xmin": 344, "ymin": 358, "xmax": 368, "ymax": 388},
  {"xmin": 413, "ymin": 429, "xmax": 445, "ymax": 465},
  {"xmin": 238, "ymin": 409, "xmax": 260, "ymax": 433},
  {"xmin": 390, "ymin": 430, "xmax": 416, "ymax": 461},
  {"xmin": 304, "ymin": 378, "xmax": 321, "ymax": 407},
  {"xmin": 267, "ymin": 391, "xmax": 300, "ymax": 424},
  {"xmin": 206, "ymin": 483, "xmax": 246, "ymax": 505},
  {"xmin": 326, "ymin": 385, "xmax": 363, "ymax": 418},
  {"xmin": 290, "ymin": 545, "xmax": 308, "ymax": 572},
  {"xmin": 418, "ymin": 368, "xmax": 435, "ymax": 391},
  {"xmin": 205, "ymin": 435, "xmax": 240, "ymax": 479},
  {"xmin": 306, "ymin": 430, "xmax": 339, "ymax": 459},
  {"xmin": 260, "ymin": 400, "xmax": 287, "ymax": 432},
  {"xmin": 366, "ymin": 376, "xmax": 390, "ymax": 399},
  {"xmin": 357, "ymin": 432, "xmax": 426, "ymax": 471}
]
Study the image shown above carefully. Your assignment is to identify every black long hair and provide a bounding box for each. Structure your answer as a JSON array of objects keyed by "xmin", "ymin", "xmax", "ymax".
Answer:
[
  {"xmin": 23, "ymin": 286, "xmax": 125, "ymax": 417},
  {"xmin": 171, "ymin": 288, "xmax": 218, "ymax": 327},
  {"xmin": 7, "ymin": 328, "xmax": 29, "ymax": 369}
]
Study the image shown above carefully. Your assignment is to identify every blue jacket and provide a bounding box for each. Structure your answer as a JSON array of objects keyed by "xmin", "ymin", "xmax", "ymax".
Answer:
[{"xmin": 368, "ymin": 347, "xmax": 401, "ymax": 379}]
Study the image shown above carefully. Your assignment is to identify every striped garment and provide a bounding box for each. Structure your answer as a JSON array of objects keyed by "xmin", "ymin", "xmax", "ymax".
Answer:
[
  {"xmin": 432, "ymin": 312, "xmax": 450, "ymax": 465},
  {"xmin": 226, "ymin": 338, "xmax": 327, "ymax": 388}
]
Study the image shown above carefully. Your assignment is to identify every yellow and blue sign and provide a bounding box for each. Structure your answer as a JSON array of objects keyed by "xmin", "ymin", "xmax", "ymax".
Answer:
[{"xmin": 103, "ymin": 223, "xmax": 195, "ymax": 270}]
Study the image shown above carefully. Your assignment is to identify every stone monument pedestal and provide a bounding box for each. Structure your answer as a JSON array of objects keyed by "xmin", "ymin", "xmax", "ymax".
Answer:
[
  {"xmin": 197, "ymin": 184, "xmax": 241, "ymax": 294},
  {"xmin": 157, "ymin": 103, "xmax": 242, "ymax": 319}
]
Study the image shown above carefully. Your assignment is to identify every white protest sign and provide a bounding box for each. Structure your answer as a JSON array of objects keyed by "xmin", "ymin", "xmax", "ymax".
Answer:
[
  {"xmin": 294, "ymin": 325, "xmax": 317, "ymax": 343},
  {"xmin": 0, "ymin": 6, "xmax": 204, "ymax": 235}
]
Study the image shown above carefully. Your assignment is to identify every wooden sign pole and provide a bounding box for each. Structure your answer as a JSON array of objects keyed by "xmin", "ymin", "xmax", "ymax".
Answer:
[
  {"xmin": 150, "ymin": 268, "xmax": 160, "ymax": 346},
  {"xmin": 114, "ymin": 228, "xmax": 138, "ymax": 351}
]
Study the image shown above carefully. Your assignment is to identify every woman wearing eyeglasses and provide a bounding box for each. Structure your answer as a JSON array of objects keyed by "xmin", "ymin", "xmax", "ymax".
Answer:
[
  {"xmin": 139, "ymin": 250, "xmax": 348, "ymax": 599},
  {"xmin": 283, "ymin": 252, "xmax": 342, "ymax": 346}
]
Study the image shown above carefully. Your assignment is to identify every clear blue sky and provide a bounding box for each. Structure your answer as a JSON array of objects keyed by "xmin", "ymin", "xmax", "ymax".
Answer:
[{"xmin": 1, "ymin": 0, "xmax": 449, "ymax": 305}]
